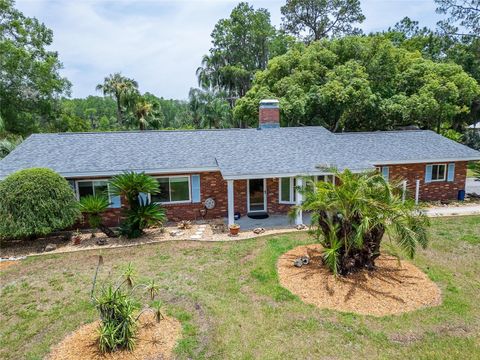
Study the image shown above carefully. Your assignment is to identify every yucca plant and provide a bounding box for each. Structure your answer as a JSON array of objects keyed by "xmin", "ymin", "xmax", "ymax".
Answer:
[
  {"xmin": 91, "ymin": 258, "xmax": 165, "ymax": 353},
  {"xmin": 109, "ymin": 172, "xmax": 166, "ymax": 238},
  {"xmin": 293, "ymin": 169, "xmax": 429, "ymax": 276},
  {"xmin": 79, "ymin": 195, "xmax": 117, "ymax": 237}
]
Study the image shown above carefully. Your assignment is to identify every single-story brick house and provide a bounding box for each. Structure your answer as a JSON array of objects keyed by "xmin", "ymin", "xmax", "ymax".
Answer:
[{"xmin": 1, "ymin": 100, "xmax": 479, "ymax": 226}]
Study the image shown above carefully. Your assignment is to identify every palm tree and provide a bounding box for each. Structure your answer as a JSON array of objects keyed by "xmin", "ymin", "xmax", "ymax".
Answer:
[
  {"xmin": 109, "ymin": 172, "xmax": 166, "ymax": 238},
  {"xmin": 294, "ymin": 169, "xmax": 429, "ymax": 276},
  {"xmin": 79, "ymin": 195, "xmax": 117, "ymax": 237},
  {"xmin": 96, "ymin": 73, "xmax": 139, "ymax": 126},
  {"xmin": 473, "ymin": 161, "xmax": 480, "ymax": 181},
  {"xmin": 133, "ymin": 97, "xmax": 154, "ymax": 130}
]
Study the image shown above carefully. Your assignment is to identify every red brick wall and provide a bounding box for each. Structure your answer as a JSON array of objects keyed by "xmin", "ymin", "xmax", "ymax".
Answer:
[
  {"xmin": 377, "ymin": 161, "xmax": 467, "ymax": 201},
  {"xmin": 259, "ymin": 108, "xmax": 280, "ymax": 126}
]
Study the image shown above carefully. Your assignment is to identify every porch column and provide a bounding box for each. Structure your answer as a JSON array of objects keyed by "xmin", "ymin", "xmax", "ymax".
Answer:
[
  {"xmin": 227, "ymin": 180, "xmax": 234, "ymax": 226},
  {"xmin": 295, "ymin": 177, "xmax": 303, "ymax": 225}
]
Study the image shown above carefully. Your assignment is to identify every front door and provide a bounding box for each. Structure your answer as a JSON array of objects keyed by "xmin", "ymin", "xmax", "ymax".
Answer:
[{"xmin": 248, "ymin": 179, "xmax": 266, "ymax": 212}]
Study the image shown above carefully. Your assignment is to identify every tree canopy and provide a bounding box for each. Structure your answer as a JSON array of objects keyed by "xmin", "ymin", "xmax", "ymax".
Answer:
[{"xmin": 234, "ymin": 35, "xmax": 480, "ymax": 132}]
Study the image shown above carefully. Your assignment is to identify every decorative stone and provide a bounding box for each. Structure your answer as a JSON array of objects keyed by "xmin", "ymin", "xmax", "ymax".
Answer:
[
  {"xmin": 170, "ymin": 230, "xmax": 184, "ymax": 237},
  {"xmin": 190, "ymin": 235, "xmax": 202, "ymax": 240},
  {"xmin": 301, "ymin": 256, "xmax": 310, "ymax": 265},
  {"xmin": 253, "ymin": 227, "xmax": 265, "ymax": 234},
  {"xmin": 96, "ymin": 238, "xmax": 108, "ymax": 246},
  {"xmin": 44, "ymin": 243, "xmax": 57, "ymax": 252},
  {"xmin": 293, "ymin": 258, "xmax": 303, "ymax": 268},
  {"xmin": 296, "ymin": 224, "xmax": 307, "ymax": 230}
]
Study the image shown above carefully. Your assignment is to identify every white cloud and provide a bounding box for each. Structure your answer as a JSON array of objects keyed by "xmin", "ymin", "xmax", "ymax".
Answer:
[{"xmin": 15, "ymin": 0, "xmax": 441, "ymax": 99}]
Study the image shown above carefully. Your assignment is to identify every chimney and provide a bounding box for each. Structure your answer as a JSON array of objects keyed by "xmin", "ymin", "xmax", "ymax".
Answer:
[{"xmin": 259, "ymin": 99, "xmax": 280, "ymax": 129}]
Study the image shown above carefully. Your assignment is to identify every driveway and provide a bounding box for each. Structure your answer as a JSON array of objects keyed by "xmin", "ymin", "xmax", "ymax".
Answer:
[{"xmin": 466, "ymin": 177, "xmax": 480, "ymax": 195}]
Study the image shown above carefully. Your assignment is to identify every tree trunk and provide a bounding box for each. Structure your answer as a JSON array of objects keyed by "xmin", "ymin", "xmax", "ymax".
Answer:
[
  {"xmin": 99, "ymin": 223, "xmax": 117, "ymax": 238},
  {"xmin": 115, "ymin": 94, "xmax": 123, "ymax": 126}
]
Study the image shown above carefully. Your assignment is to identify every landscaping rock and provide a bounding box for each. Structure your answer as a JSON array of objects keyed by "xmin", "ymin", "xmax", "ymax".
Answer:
[
  {"xmin": 44, "ymin": 243, "xmax": 57, "ymax": 252},
  {"xmin": 96, "ymin": 238, "xmax": 108, "ymax": 246},
  {"xmin": 169, "ymin": 230, "xmax": 184, "ymax": 237},
  {"xmin": 296, "ymin": 224, "xmax": 307, "ymax": 230},
  {"xmin": 293, "ymin": 258, "xmax": 303, "ymax": 268},
  {"xmin": 253, "ymin": 227, "xmax": 265, "ymax": 234},
  {"xmin": 301, "ymin": 256, "xmax": 310, "ymax": 265}
]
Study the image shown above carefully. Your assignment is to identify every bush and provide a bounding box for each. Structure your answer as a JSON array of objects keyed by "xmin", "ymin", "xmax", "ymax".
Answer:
[{"xmin": 0, "ymin": 168, "xmax": 80, "ymax": 239}]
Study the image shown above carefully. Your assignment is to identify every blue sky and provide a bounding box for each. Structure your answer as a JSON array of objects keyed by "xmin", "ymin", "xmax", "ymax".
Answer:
[{"xmin": 16, "ymin": 0, "xmax": 443, "ymax": 99}]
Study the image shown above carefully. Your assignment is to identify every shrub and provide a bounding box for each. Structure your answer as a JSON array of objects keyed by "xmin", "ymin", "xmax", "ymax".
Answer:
[
  {"xmin": 109, "ymin": 172, "xmax": 166, "ymax": 238},
  {"xmin": 0, "ymin": 168, "xmax": 80, "ymax": 239},
  {"xmin": 91, "ymin": 258, "xmax": 164, "ymax": 353},
  {"xmin": 79, "ymin": 195, "xmax": 117, "ymax": 237}
]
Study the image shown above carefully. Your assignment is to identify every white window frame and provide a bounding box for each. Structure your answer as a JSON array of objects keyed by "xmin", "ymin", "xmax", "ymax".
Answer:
[
  {"xmin": 431, "ymin": 164, "xmax": 447, "ymax": 182},
  {"xmin": 316, "ymin": 175, "xmax": 335, "ymax": 184},
  {"xmin": 150, "ymin": 175, "xmax": 192, "ymax": 204},
  {"xmin": 75, "ymin": 179, "xmax": 115, "ymax": 208},
  {"xmin": 279, "ymin": 177, "xmax": 296, "ymax": 204}
]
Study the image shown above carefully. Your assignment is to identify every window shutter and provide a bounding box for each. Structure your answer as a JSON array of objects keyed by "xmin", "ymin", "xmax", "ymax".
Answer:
[
  {"xmin": 191, "ymin": 175, "xmax": 201, "ymax": 203},
  {"xmin": 382, "ymin": 166, "xmax": 389, "ymax": 182},
  {"xmin": 447, "ymin": 163, "xmax": 455, "ymax": 182},
  {"xmin": 425, "ymin": 165, "xmax": 433, "ymax": 183},
  {"xmin": 138, "ymin": 192, "xmax": 149, "ymax": 205},
  {"xmin": 110, "ymin": 195, "xmax": 121, "ymax": 208}
]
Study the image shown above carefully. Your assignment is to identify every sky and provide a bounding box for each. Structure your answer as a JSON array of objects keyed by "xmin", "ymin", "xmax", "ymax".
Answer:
[{"xmin": 16, "ymin": 0, "xmax": 443, "ymax": 100}]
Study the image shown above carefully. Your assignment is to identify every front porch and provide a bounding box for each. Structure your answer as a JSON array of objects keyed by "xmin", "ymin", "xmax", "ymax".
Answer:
[{"xmin": 224, "ymin": 212, "xmax": 312, "ymax": 230}]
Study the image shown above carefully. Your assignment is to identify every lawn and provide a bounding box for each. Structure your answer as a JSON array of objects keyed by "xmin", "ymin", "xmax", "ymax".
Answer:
[{"xmin": 1, "ymin": 216, "xmax": 479, "ymax": 360}]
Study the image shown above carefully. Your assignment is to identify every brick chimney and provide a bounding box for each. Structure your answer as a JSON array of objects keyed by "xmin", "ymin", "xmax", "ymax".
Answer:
[{"xmin": 259, "ymin": 99, "xmax": 280, "ymax": 129}]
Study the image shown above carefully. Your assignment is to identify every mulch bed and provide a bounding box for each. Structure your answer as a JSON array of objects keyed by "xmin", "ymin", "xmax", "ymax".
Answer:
[
  {"xmin": 278, "ymin": 244, "xmax": 442, "ymax": 316},
  {"xmin": 47, "ymin": 313, "xmax": 181, "ymax": 360},
  {"xmin": 0, "ymin": 260, "xmax": 19, "ymax": 271}
]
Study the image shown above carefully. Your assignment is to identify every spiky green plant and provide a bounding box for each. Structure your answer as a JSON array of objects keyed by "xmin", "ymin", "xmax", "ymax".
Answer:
[
  {"xmin": 79, "ymin": 195, "xmax": 116, "ymax": 237},
  {"xmin": 473, "ymin": 161, "xmax": 480, "ymax": 181},
  {"xmin": 109, "ymin": 172, "xmax": 165, "ymax": 238},
  {"xmin": 293, "ymin": 169, "xmax": 429, "ymax": 275}
]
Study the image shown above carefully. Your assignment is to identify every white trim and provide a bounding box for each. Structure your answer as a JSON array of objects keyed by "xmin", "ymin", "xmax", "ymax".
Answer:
[
  {"xmin": 247, "ymin": 178, "xmax": 267, "ymax": 213},
  {"xmin": 150, "ymin": 175, "xmax": 192, "ymax": 204},
  {"xmin": 295, "ymin": 177, "xmax": 303, "ymax": 225},
  {"xmin": 227, "ymin": 180, "xmax": 234, "ymax": 226},
  {"xmin": 374, "ymin": 157, "xmax": 480, "ymax": 166},
  {"xmin": 223, "ymin": 171, "xmax": 352, "ymax": 181},
  {"xmin": 279, "ymin": 177, "xmax": 296, "ymax": 204},
  {"xmin": 54, "ymin": 167, "xmax": 219, "ymax": 179},
  {"xmin": 430, "ymin": 163, "xmax": 447, "ymax": 182}
]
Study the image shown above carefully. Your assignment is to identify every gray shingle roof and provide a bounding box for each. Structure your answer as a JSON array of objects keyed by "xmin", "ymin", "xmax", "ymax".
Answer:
[{"xmin": 1, "ymin": 127, "xmax": 479, "ymax": 179}]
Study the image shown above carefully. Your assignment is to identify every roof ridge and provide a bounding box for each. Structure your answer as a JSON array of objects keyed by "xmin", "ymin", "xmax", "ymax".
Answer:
[{"xmin": 334, "ymin": 129, "xmax": 431, "ymax": 135}]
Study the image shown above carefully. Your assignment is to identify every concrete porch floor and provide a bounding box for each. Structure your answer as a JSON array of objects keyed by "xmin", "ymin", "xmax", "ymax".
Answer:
[{"xmin": 224, "ymin": 212, "xmax": 312, "ymax": 230}]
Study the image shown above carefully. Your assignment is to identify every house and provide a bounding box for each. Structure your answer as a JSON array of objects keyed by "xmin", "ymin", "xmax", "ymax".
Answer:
[{"xmin": 1, "ymin": 99, "xmax": 480, "ymax": 227}]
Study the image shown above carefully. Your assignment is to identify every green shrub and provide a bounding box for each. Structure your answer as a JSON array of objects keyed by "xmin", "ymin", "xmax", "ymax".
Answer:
[
  {"xmin": 0, "ymin": 168, "xmax": 80, "ymax": 239},
  {"xmin": 79, "ymin": 195, "xmax": 117, "ymax": 237}
]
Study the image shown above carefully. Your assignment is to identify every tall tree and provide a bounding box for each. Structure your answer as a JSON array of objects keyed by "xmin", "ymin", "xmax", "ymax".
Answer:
[
  {"xmin": 96, "ymin": 73, "xmax": 139, "ymax": 126},
  {"xmin": 196, "ymin": 1, "xmax": 294, "ymax": 123},
  {"xmin": 0, "ymin": 0, "xmax": 71, "ymax": 136},
  {"xmin": 280, "ymin": 0, "xmax": 365, "ymax": 42},
  {"xmin": 435, "ymin": 0, "xmax": 480, "ymax": 36},
  {"xmin": 188, "ymin": 88, "xmax": 232, "ymax": 129}
]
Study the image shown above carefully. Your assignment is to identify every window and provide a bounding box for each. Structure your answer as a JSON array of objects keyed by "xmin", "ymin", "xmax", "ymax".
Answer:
[
  {"xmin": 76, "ymin": 180, "xmax": 120, "ymax": 208},
  {"xmin": 431, "ymin": 164, "xmax": 446, "ymax": 181},
  {"xmin": 151, "ymin": 176, "xmax": 190, "ymax": 203},
  {"xmin": 279, "ymin": 177, "xmax": 296, "ymax": 204},
  {"xmin": 316, "ymin": 175, "xmax": 334, "ymax": 183}
]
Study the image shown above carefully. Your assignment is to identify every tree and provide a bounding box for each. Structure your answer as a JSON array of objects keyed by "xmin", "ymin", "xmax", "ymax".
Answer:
[
  {"xmin": 0, "ymin": 168, "xmax": 80, "ymax": 239},
  {"xmin": 196, "ymin": 2, "xmax": 294, "ymax": 119},
  {"xmin": 96, "ymin": 73, "xmax": 139, "ymax": 126},
  {"xmin": 0, "ymin": 0, "xmax": 71, "ymax": 136},
  {"xmin": 294, "ymin": 170, "xmax": 429, "ymax": 275},
  {"xmin": 79, "ymin": 195, "xmax": 117, "ymax": 237},
  {"xmin": 280, "ymin": 0, "xmax": 365, "ymax": 42},
  {"xmin": 473, "ymin": 161, "xmax": 480, "ymax": 180},
  {"xmin": 133, "ymin": 97, "xmax": 153, "ymax": 131},
  {"xmin": 435, "ymin": 0, "xmax": 480, "ymax": 36},
  {"xmin": 188, "ymin": 88, "xmax": 232, "ymax": 128},
  {"xmin": 234, "ymin": 36, "xmax": 480, "ymax": 132},
  {"xmin": 109, "ymin": 172, "xmax": 166, "ymax": 238}
]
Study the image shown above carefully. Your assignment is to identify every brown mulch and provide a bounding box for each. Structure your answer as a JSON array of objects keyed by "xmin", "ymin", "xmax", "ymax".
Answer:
[
  {"xmin": 0, "ymin": 260, "xmax": 18, "ymax": 271},
  {"xmin": 47, "ymin": 313, "xmax": 181, "ymax": 360},
  {"xmin": 278, "ymin": 244, "xmax": 442, "ymax": 317}
]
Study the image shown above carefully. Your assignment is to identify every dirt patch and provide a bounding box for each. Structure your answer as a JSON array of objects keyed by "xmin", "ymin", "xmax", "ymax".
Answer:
[
  {"xmin": 0, "ymin": 261, "xmax": 18, "ymax": 271},
  {"xmin": 47, "ymin": 313, "xmax": 181, "ymax": 360},
  {"xmin": 278, "ymin": 244, "xmax": 442, "ymax": 316}
]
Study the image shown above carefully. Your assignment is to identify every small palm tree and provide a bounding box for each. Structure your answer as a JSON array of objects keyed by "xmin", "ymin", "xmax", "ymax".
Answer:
[
  {"xmin": 96, "ymin": 73, "xmax": 139, "ymax": 126},
  {"xmin": 294, "ymin": 169, "xmax": 429, "ymax": 275},
  {"xmin": 109, "ymin": 172, "xmax": 166, "ymax": 238},
  {"xmin": 79, "ymin": 195, "xmax": 117, "ymax": 238}
]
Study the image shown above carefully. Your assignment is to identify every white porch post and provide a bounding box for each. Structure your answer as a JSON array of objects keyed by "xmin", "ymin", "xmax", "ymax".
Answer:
[
  {"xmin": 227, "ymin": 180, "xmax": 234, "ymax": 226},
  {"xmin": 415, "ymin": 179, "xmax": 420, "ymax": 205},
  {"xmin": 295, "ymin": 177, "xmax": 303, "ymax": 225},
  {"xmin": 402, "ymin": 180, "xmax": 407, "ymax": 203}
]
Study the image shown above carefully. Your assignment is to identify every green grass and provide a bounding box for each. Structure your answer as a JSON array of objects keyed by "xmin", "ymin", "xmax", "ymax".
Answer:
[{"xmin": 1, "ymin": 216, "xmax": 479, "ymax": 359}]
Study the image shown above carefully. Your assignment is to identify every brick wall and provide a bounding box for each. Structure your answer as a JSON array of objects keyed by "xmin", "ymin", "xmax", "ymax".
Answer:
[{"xmin": 377, "ymin": 161, "xmax": 467, "ymax": 201}]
